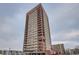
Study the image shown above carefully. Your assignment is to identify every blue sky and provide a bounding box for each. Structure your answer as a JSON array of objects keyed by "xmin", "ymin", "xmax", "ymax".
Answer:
[{"xmin": 0, "ymin": 3, "xmax": 79, "ymax": 50}]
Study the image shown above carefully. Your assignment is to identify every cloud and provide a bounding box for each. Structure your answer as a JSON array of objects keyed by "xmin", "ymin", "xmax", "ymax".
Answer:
[
  {"xmin": 0, "ymin": 4, "xmax": 22, "ymax": 17},
  {"xmin": 0, "ymin": 4, "xmax": 24, "ymax": 50},
  {"xmin": 53, "ymin": 30, "xmax": 79, "ymax": 41},
  {"xmin": 0, "ymin": 14, "xmax": 23, "ymax": 50},
  {"xmin": 0, "ymin": 3, "xmax": 38, "ymax": 50},
  {"xmin": 51, "ymin": 30, "xmax": 79, "ymax": 48},
  {"xmin": 52, "ymin": 4, "xmax": 79, "ymax": 33},
  {"xmin": 44, "ymin": 3, "xmax": 79, "ymax": 48}
]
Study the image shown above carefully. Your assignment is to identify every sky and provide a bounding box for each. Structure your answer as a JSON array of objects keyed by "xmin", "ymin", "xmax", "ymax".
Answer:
[{"xmin": 0, "ymin": 3, "xmax": 79, "ymax": 50}]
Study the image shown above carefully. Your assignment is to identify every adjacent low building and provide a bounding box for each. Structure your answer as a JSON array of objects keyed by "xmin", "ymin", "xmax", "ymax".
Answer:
[
  {"xmin": 51, "ymin": 44, "xmax": 65, "ymax": 55},
  {"xmin": 65, "ymin": 48, "xmax": 79, "ymax": 55},
  {"xmin": 65, "ymin": 49, "xmax": 74, "ymax": 55},
  {"xmin": 0, "ymin": 50, "xmax": 25, "ymax": 55}
]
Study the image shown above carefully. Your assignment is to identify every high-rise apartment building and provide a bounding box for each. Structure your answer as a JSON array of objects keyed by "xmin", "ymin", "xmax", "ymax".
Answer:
[{"xmin": 23, "ymin": 4, "xmax": 51, "ymax": 55}]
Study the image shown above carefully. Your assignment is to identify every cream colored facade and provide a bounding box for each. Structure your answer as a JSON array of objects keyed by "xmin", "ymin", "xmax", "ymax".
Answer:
[
  {"xmin": 23, "ymin": 10, "xmax": 38, "ymax": 52},
  {"xmin": 43, "ymin": 10, "xmax": 51, "ymax": 51},
  {"xmin": 26, "ymin": 10, "xmax": 38, "ymax": 52}
]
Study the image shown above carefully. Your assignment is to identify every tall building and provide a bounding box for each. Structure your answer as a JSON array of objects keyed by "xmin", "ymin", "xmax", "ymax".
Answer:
[{"xmin": 23, "ymin": 4, "xmax": 51, "ymax": 55}]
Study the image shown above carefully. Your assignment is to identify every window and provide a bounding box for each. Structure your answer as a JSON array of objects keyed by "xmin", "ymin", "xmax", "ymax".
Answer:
[
  {"xmin": 38, "ymin": 33, "xmax": 42, "ymax": 36},
  {"xmin": 39, "ymin": 39, "xmax": 42, "ymax": 41}
]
